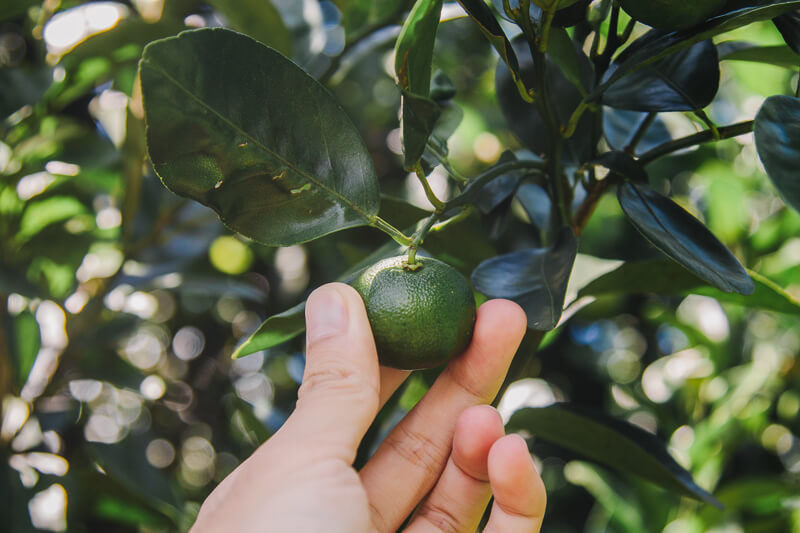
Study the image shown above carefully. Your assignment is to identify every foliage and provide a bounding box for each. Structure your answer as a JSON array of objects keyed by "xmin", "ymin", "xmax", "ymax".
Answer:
[{"xmin": 2, "ymin": 0, "xmax": 800, "ymax": 531}]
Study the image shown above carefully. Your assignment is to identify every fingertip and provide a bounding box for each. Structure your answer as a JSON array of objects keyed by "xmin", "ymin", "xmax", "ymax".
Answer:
[
  {"xmin": 477, "ymin": 299, "xmax": 528, "ymax": 340},
  {"xmin": 452, "ymin": 406, "xmax": 505, "ymax": 481},
  {"xmin": 488, "ymin": 434, "xmax": 546, "ymax": 518}
]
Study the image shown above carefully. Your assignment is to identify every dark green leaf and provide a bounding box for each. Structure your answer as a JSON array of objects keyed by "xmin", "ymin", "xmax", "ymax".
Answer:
[
  {"xmin": 579, "ymin": 260, "xmax": 800, "ymax": 315},
  {"xmin": 591, "ymin": 151, "xmax": 648, "ymax": 182},
  {"xmin": 492, "ymin": 0, "xmax": 590, "ymax": 27},
  {"xmin": 515, "ymin": 183, "xmax": 551, "ymax": 232},
  {"xmin": 506, "ymin": 404, "xmax": 721, "ymax": 506},
  {"xmin": 616, "ymin": 182, "xmax": 754, "ymax": 294},
  {"xmin": 208, "ymin": 0, "xmax": 292, "ymax": 55},
  {"xmin": 604, "ymin": 108, "xmax": 672, "ymax": 156},
  {"xmin": 718, "ymin": 41, "xmax": 800, "ymax": 68},
  {"xmin": 0, "ymin": 65, "xmax": 52, "ymax": 118},
  {"xmin": 602, "ymin": 39, "xmax": 720, "ymax": 112},
  {"xmin": 400, "ymin": 92, "xmax": 442, "ymax": 169},
  {"xmin": 547, "ymin": 27, "xmax": 586, "ymax": 93},
  {"xmin": 457, "ymin": 0, "xmax": 531, "ymax": 102},
  {"xmin": 140, "ymin": 28, "xmax": 380, "ymax": 246},
  {"xmin": 496, "ymin": 35, "xmax": 596, "ymax": 164},
  {"xmin": 471, "ymin": 227, "xmax": 578, "ymax": 330},
  {"xmin": 226, "ymin": 395, "xmax": 272, "ymax": 445},
  {"xmin": 470, "ymin": 152, "xmax": 526, "ymax": 214},
  {"xmin": 588, "ymin": 1, "xmax": 800, "ymax": 103},
  {"xmin": 754, "ymin": 95, "xmax": 800, "ymax": 214},
  {"xmin": 774, "ymin": 9, "xmax": 800, "ymax": 54}
]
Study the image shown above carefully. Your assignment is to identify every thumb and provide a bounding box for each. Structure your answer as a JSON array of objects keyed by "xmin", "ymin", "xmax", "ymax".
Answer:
[{"xmin": 282, "ymin": 283, "xmax": 380, "ymax": 461}]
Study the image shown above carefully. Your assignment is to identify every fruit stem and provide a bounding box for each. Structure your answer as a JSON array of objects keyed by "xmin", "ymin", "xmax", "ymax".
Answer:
[
  {"xmin": 538, "ymin": 5, "xmax": 558, "ymax": 53},
  {"xmin": 406, "ymin": 213, "xmax": 439, "ymax": 266},
  {"xmin": 430, "ymin": 206, "xmax": 473, "ymax": 233},
  {"xmin": 370, "ymin": 216, "xmax": 414, "ymax": 246},
  {"xmin": 415, "ymin": 165, "xmax": 447, "ymax": 213}
]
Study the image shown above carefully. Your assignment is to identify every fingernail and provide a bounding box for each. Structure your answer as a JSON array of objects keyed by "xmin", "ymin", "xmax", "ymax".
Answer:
[{"xmin": 306, "ymin": 286, "xmax": 348, "ymax": 344}]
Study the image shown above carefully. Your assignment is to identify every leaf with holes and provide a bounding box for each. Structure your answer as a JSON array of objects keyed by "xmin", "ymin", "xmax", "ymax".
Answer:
[
  {"xmin": 140, "ymin": 29, "xmax": 380, "ymax": 246},
  {"xmin": 617, "ymin": 182, "xmax": 753, "ymax": 294}
]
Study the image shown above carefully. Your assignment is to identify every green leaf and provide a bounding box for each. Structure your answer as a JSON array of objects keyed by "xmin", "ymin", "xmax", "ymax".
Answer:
[
  {"xmin": 18, "ymin": 196, "xmax": 88, "ymax": 241},
  {"xmin": 233, "ymin": 240, "xmax": 408, "ymax": 358},
  {"xmin": 506, "ymin": 404, "xmax": 721, "ymax": 507},
  {"xmin": 754, "ymin": 95, "xmax": 800, "ymax": 214},
  {"xmin": 208, "ymin": 0, "xmax": 292, "ymax": 56},
  {"xmin": 774, "ymin": 9, "xmax": 800, "ymax": 55},
  {"xmin": 232, "ymin": 301, "xmax": 306, "ymax": 359},
  {"xmin": 617, "ymin": 182, "xmax": 753, "ymax": 295},
  {"xmin": 140, "ymin": 28, "xmax": 380, "ymax": 246},
  {"xmin": 588, "ymin": 1, "xmax": 800, "ymax": 102},
  {"xmin": 394, "ymin": 0, "xmax": 444, "ymax": 168},
  {"xmin": 547, "ymin": 27, "xmax": 586, "ymax": 93},
  {"xmin": 10, "ymin": 310, "xmax": 40, "ymax": 390},
  {"xmin": 579, "ymin": 260, "xmax": 800, "ymax": 314},
  {"xmin": 395, "ymin": 0, "xmax": 443, "ymax": 95},
  {"xmin": 457, "ymin": 0, "xmax": 532, "ymax": 102},
  {"xmin": 471, "ymin": 227, "xmax": 578, "ymax": 330}
]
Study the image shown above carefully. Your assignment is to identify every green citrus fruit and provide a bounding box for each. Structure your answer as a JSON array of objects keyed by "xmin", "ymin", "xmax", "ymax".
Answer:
[
  {"xmin": 619, "ymin": 0, "xmax": 727, "ymax": 31},
  {"xmin": 351, "ymin": 255, "xmax": 477, "ymax": 370}
]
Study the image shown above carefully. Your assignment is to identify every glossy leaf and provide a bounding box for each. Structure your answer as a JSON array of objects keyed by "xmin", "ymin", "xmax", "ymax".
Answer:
[
  {"xmin": 232, "ymin": 301, "xmax": 306, "ymax": 359},
  {"xmin": 718, "ymin": 41, "xmax": 800, "ymax": 68},
  {"xmin": 604, "ymin": 108, "xmax": 672, "ymax": 155},
  {"xmin": 591, "ymin": 151, "xmax": 648, "ymax": 182},
  {"xmin": 515, "ymin": 182, "xmax": 552, "ymax": 232},
  {"xmin": 506, "ymin": 404, "xmax": 721, "ymax": 506},
  {"xmin": 774, "ymin": 9, "xmax": 800, "ymax": 54},
  {"xmin": 496, "ymin": 35, "xmax": 595, "ymax": 164},
  {"xmin": 588, "ymin": 1, "xmax": 800, "ymax": 102},
  {"xmin": 603, "ymin": 39, "xmax": 720, "ymax": 112},
  {"xmin": 140, "ymin": 29, "xmax": 380, "ymax": 246},
  {"xmin": 457, "ymin": 0, "xmax": 531, "ymax": 101},
  {"xmin": 754, "ymin": 95, "xmax": 800, "ymax": 214},
  {"xmin": 208, "ymin": 0, "xmax": 292, "ymax": 55},
  {"xmin": 471, "ymin": 227, "xmax": 578, "ymax": 330},
  {"xmin": 395, "ymin": 0, "xmax": 443, "ymax": 168},
  {"xmin": 617, "ymin": 182, "xmax": 754, "ymax": 294},
  {"xmin": 471, "ymin": 152, "xmax": 526, "ymax": 214},
  {"xmin": 579, "ymin": 260, "xmax": 800, "ymax": 315},
  {"xmin": 395, "ymin": 0, "xmax": 442, "ymax": 95}
]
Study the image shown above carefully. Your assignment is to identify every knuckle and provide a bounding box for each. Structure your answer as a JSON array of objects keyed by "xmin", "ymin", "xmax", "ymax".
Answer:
[
  {"xmin": 415, "ymin": 502, "xmax": 465, "ymax": 533},
  {"xmin": 297, "ymin": 361, "xmax": 377, "ymax": 405},
  {"xmin": 384, "ymin": 423, "xmax": 448, "ymax": 478}
]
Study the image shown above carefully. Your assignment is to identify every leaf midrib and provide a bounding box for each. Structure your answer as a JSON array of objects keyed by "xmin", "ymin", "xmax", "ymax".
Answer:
[{"xmin": 141, "ymin": 60, "xmax": 376, "ymax": 223}]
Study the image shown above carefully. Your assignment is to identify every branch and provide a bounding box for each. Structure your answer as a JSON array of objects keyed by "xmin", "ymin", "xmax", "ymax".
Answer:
[{"xmin": 638, "ymin": 120, "xmax": 754, "ymax": 165}]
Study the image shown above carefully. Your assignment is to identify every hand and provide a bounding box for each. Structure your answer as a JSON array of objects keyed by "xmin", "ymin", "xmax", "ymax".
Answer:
[{"xmin": 192, "ymin": 283, "xmax": 546, "ymax": 532}]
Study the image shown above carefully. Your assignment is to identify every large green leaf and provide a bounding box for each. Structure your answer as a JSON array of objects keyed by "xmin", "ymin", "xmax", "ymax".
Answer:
[
  {"xmin": 579, "ymin": 260, "xmax": 800, "ymax": 315},
  {"xmin": 588, "ymin": 1, "xmax": 800, "ymax": 102},
  {"xmin": 471, "ymin": 227, "xmax": 578, "ymax": 330},
  {"xmin": 754, "ymin": 95, "xmax": 800, "ymax": 214},
  {"xmin": 395, "ymin": 0, "xmax": 443, "ymax": 168},
  {"xmin": 140, "ymin": 29, "xmax": 380, "ymax": 246},
  {"xmin": 617, "ymin": 182, "xmax": 754, "ymax": 295},
  {"xmin": 507, "ymin": 404, "xmax": 721, "ymax": 506},
  {"xmin": 718, "ymin": 41, "xmax": 800, "ymax": 68},
  {"xmin": 208, "ymin": 0, "xmax": 292, "ymax": 55}
]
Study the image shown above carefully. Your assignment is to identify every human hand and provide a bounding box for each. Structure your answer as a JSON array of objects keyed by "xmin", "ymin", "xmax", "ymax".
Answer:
[{"xmin": 192, "ymin": 283, "xmax": 546, "ymax": 532}]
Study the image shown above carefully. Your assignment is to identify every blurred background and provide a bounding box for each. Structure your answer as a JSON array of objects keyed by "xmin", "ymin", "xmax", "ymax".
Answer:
[{"xmin": 1, "ymin": 0, "xmax": 799, "ymax": 531}]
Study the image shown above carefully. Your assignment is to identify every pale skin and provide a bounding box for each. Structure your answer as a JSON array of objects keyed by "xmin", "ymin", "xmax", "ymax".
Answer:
[{"xmin": 192, "ymin": 283, "xmax": 546, "ymax": 533}]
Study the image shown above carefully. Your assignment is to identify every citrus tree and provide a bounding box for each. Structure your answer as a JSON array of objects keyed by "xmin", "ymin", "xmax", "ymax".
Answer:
[{"xmin": 2, "ymin": 0, "xmax": 800, "ymax": 531}]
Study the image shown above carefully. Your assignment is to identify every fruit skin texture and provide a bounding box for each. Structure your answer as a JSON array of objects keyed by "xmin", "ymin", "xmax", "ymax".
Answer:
[
  {"xmin": 351, "ymin": 256, "xmax": 477, "ymax": 370},
  {"xmin": 620, "ymin": 0, "xmax": 727, "ymax": 31}
]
